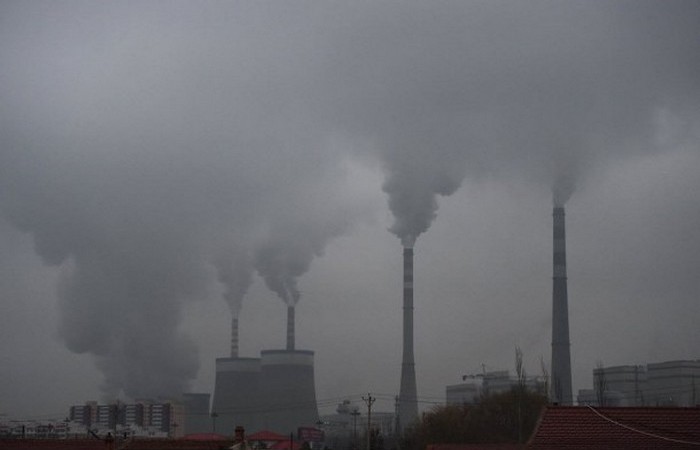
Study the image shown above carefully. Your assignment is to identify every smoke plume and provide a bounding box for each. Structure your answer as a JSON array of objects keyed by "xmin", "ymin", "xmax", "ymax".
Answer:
[
  {"xmin": 214, "ymin": 248, "xmax": 254, "ymax": 318},
  {"xmin": 1, "ymin": 1, "xmax": 698, "ymax": 404}
]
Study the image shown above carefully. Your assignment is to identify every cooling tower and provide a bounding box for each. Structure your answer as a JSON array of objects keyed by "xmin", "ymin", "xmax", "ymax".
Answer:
[
  {"xmin": 551, "ymin": 206, "xmax": 573, "ymax": 405},
  {"xmin": 259, "ymin": 349, "xmax": 319, "ymax": 434},
  {"xmin": 211, "ymin": 357, "xmax": 261, "ymax": 434},
  {"xmin": 398, "ymin": 247, "xmax": 418, "ymax": 428}
]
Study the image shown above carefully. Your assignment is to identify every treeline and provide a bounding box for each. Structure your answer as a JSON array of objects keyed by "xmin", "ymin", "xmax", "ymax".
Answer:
[{"xmin": 400, "ymin": 389, "xmax": 548, "ymax": 450}]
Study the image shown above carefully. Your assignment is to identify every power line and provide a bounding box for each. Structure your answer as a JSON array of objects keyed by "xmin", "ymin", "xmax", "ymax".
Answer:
[{"xmin": 585, "ymin": 405, "xmax": 700, "ymax": 446}]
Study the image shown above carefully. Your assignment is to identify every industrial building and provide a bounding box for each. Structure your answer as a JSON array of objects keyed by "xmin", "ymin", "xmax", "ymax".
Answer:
[
  {"xmin": 577, "ymin": 359, "xmax": 700, "ymax": 407},
  {"xmin": 212, "ymin": 301, "xmax": 319, "ymax": 435},
  {"xmin": 446, "ymin": 371, "xmax": 546, "ymax": 405}
]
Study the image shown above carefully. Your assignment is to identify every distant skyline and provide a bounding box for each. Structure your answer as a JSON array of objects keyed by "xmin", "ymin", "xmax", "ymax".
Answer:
[{"xmin": 1, "ymin": 1, "xmax": 698, "ymax": 420}]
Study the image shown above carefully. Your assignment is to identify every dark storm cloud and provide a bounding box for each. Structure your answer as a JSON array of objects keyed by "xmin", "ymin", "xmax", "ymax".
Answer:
[{"xmin": 1, "ymin": 0, "xmax": 698, "ymax": 411}]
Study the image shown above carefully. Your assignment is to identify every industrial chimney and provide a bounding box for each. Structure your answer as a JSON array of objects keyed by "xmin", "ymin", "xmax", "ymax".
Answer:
[
  {"xmin": 231, "ymin": 316, "xmax": 239, "ymax": 358},
  {"xmin": 286, "ymin": 306, "xmax": 295, "ymax": 351},
  {"xmin": 551, "ymin": 206, "xmax": 573, "ymax": 405},
  {"xmin": 398, "ymin": 247, "xmax": 418, "ymax": 428}
]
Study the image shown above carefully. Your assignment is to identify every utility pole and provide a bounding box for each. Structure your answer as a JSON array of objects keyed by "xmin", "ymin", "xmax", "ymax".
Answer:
[
  {"xmin": 350, "ymin": 408, "xmax": 360, "ymax": 450},
  {"xmin": 362, "ymin": 393, "xmax": 375, "ymax": 450}
]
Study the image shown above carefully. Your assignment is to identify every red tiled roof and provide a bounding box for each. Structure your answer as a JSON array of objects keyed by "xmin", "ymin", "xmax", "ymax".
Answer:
[
  {"xmin": 269, "ymin": 439, "xmax": 303, "ymax": 450},
  {"xmin": 428, "ymin": 444, "xmax": 524, "ymax": 450},
  {"xmin": 0, "ymin": 438, "xmax": 236, "ymax": 449},
  {"xmin": 527, "ymin": 406, "xmax": 700, "ymax": 449},
  {"xmin": 247, "ymin": 430, "xmax": 289, "ymax": 442}
]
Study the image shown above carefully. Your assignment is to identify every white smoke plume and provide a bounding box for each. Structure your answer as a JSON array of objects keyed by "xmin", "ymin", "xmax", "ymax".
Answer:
[
  {"xmin": 214, "ymin": 248, "xmax": 254, "ymax": 318},
  {"xmin": 1, "ymin": 1, "xmax": 698, "ymax": 404}
]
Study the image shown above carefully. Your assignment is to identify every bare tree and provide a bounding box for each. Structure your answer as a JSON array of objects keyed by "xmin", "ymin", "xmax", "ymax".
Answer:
[
  {"xmin": 539, "ymin": 356, "xmax": 549, "ymax": 399},
  {"xmin": 594, "ymin": 360, "xmax": 607, "ymax": 406}
]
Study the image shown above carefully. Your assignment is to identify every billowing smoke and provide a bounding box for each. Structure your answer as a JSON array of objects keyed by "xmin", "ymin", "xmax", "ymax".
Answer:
[
  {"xmin": 1, "ymin": 1, "xmax": 698, "ymax": 404},
  {"xmin": 253, "ymin": 216, "xmax": 352, "ymax": 307},
  {"xmin": 383, "ymin": 149, "xmax": 468, "ymax": 248},
  {"xmin": 214, "ymin": 248, "xmax": 254, "ymax": 318},
  {"xmin": 552, "ymin": 176, "xmax": 576, "ymax": 208}
]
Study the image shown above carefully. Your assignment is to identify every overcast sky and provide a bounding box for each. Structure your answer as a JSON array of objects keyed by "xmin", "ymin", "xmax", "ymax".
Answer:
[{"xmin": 1, "ymin": 1, "xmax": 699, "ymax": 420}]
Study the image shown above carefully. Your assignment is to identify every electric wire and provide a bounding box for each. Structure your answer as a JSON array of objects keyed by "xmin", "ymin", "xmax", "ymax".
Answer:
[{"xmin": 585, "ymin": 405, "xmax": 700, "ymax": 446}]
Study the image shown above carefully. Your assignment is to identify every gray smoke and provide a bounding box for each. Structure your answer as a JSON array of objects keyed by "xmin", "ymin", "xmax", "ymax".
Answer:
[
  {"xmin": 1, "ymin": 1, "xmax": 698, "ymax": 404},
  {"xmin": 324, "ymin": 1, "xmax": 699, "ymax": 233},
  {"xmin": 253, "ymin": 214, "xmax": 354, "ymax": 307},
  {"xmin": 552, "ymin": 177, "xmax": 577, "ymax": 208},
  {"xmin": 214, "ymin": 248, "xmax": 254, "ymax": 318}
]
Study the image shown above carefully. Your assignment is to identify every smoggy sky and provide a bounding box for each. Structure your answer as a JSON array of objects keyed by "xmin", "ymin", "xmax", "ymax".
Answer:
[{"xmin": 1, "ymin": 1, "xmax": 699, "ymax": 419}]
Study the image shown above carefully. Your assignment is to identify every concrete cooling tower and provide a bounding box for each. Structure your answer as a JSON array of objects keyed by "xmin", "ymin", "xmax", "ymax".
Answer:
[
  {"xmin": 551, "ymin": 206, "xmax": 573, "ymax": 405},
  {"xmin": 211, "ymin": 357, "xmax": 261, "ymax": 434},
  {"xmin": 259, "ymin": 349, "xmax": 319, "ymax": 434}
]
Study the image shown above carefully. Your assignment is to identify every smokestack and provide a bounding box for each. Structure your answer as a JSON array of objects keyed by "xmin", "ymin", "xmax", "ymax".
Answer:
[
  {"xmin": 398, "ymin": 247, "xmax": 418, "ymax": 428},
  {"xmin": 551, "ymin": 206, "xmax": 573, "ymax": 405},
  {"xmin": 286, "ymin": 306, "xmax": 295, "ymax": 351},
  {"xmin": 231, "ymin": 316, "xmax": 239, "ymax": 358}
]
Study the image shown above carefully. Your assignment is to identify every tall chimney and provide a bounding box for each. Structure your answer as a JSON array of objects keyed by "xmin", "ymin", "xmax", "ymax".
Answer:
[
  {"xmin": 398, "ymin": 247, "xmax": 418, "ymax": 428},
  {"xmin": 551, "ymin": 206, "xmax": 573, "ymax": 405},
  {"xmin": 286, "ymin": 306, "xmax": 295, "ymax": 351},
  {"xmin": 231, "ymin": 316, "xmax": 239, "ymax": 358}
]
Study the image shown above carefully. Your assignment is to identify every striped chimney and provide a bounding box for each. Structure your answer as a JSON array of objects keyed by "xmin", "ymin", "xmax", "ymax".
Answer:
[
  {"xmin": 231, "ymin": 316, "xmax": 239, "ymax": 358},
  {"xmin": 286, "ymin": 305, "xmax": 295, "ymax": 351},
  {"xmin": 551, "ymin": 206, "xmax": 573, "ymax": 405},
  {"xmin": 398, "ymin": 247, "xmax": 418, "ymax": 428}
]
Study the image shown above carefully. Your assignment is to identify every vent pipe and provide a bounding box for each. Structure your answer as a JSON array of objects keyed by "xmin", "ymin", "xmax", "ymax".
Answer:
[{"xmin": 551, "ymin": 206, "xmax": 573, "ymax": 405}]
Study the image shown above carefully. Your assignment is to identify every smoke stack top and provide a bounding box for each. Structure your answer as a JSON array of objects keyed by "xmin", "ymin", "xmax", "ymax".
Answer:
[
  {"xmin": 383, "ymin": 158, "xmax": 466, "ymax": 249},
  {"xmin": 552, "ymin": 176, "xmax": 576, "ymax": 208},
  {"xmin": 215, "ymin": 251, "xmax": 254, "ymax": 318}
]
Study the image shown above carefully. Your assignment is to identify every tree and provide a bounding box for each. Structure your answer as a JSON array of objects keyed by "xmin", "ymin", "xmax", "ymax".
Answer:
[{"xmin": 400, "ymin": 390, "xmax": 548, "ymax": 450}]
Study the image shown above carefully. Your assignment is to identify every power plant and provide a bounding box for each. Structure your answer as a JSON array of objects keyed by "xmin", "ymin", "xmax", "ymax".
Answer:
[
  {"xmin": 211, "ymin": 205, "xmax": 574, "ymax": 432},
  {"xmin": 212, "ymin": 306, "xmax": 319, "ymax": 434},
  {"xmin": 398, "ymin": 247, "xmax": 418, "ymax": 428},
  {"xmin": 551, "ymin": 205, "xmax": 573, "ymax": 405}
]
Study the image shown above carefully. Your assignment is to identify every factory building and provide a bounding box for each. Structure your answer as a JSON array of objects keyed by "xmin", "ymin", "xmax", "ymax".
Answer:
[
  {"xmin": 446, "ymin": 371, "xmax": 546, "ymax": 405},
  {"xmin": 647, "ymin": 360, "xmax": 700, "ymax": 406},
  {"xmin": 577, "ymin": 359, "xmax": 700, "ymax": 407}
]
